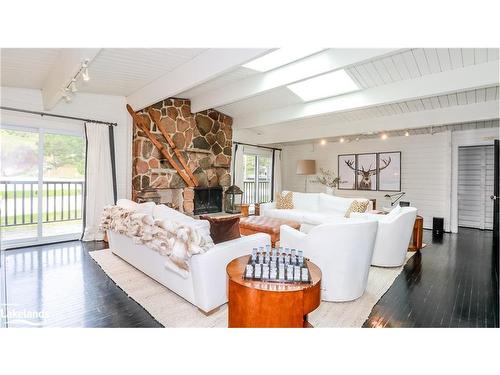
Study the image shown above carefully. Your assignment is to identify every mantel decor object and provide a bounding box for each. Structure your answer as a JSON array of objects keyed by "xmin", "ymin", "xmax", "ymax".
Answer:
[{"xmin": 136, "ymin": 187, "xmax": 161, "ymax": 204}]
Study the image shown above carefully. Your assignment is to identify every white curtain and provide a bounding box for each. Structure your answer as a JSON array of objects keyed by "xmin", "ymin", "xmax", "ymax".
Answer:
[
  {"xmin": 273, "ymin": 149, "xmax": 282, "ymax": 199},
  {"xmin": 232, "ymin": 143, "xmax": 245, "ymax": 189},
  {"xmin": 82, "ymin": 123, "xmax": 114, "ymax": 241}
]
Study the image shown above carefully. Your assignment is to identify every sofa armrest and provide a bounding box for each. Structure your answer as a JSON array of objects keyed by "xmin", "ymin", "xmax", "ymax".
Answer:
[
  {"xmin": 259, "ymin": 201, "xmax": 276, "ymax": 216},
  {"xmin": 350, "ymin": 212, "xmax": 385, "ymax": 221},
  {"xmin": 190, "ymin": 232, "xmax": 271, "ymax": 312},
  {"xmin": 279, "ymin": 224, "xmax": 307, "ymax": 250}
]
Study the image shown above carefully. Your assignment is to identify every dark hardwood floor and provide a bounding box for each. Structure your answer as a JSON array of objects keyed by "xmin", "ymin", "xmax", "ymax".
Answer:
[
  {"xmin": 2, "ymin": 227, "xmax": 498, "ymax": 328},
  {"xmin": 3, "ymin": 240, "xmax": 161, "ymax": 327},
  {"xmin": 364, "ymin": 228, "xmax": 499, "ymax": 327}
]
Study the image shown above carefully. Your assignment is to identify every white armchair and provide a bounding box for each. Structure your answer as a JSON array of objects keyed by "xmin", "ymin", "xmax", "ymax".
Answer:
[
  {"xmin": 351, "ymin": 206, "xmax": 417, "ymax": 267},
  {"xmin": 280, "ymin": 219, "xmax": 378, "ymax": 302}
]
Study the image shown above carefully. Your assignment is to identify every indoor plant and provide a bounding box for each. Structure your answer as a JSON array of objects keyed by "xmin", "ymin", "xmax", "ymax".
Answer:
[{"xmin": 316, "ymin": 168, "xmax": 339, "ymax": 195}]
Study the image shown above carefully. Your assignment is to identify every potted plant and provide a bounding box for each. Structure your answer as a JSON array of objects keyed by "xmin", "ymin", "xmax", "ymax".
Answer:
[{"xmin": 316, "ymin": 168, "xmax": 339, "ymax": 195}]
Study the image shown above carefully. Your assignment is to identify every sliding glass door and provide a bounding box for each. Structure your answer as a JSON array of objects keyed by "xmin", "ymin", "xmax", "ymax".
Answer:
[
  {"xmin": 0, "ymin": 125, "xmax": 85, "ymax": 248},
  {"xmin": 0, "ymin": 245, "xmax": 6, "ymax": 327},
  {"xmin": 242, "ymin": 153, "xmax": 273, "ymax": 204}
]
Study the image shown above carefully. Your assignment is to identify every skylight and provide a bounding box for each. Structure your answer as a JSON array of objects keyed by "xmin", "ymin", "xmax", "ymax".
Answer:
[
  {"xmin": 287, "ymin": 69, "xmax": 359, "ymax": 101},
  {"xmin": 242, "ymin": 48, "xmax": 324, "ymax": 72}
]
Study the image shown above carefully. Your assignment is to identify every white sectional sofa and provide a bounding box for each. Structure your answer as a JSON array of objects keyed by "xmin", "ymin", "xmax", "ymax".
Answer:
[
  {"xmin": 107, "ymin": 199, "xmax": 271, "ymax": 314},
  {"xmin": 260, "ymin": 192, "xmax": 373, "ymax": 232},
  {"xmin": 352, "ymin": 206, "xmax": 418, "ymax": 267}
]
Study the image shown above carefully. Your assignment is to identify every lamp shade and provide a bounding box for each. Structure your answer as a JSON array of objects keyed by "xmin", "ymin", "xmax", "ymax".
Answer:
[{"xmin": 296, "ymin": 160, "xmax": 316, "ymax": 175}]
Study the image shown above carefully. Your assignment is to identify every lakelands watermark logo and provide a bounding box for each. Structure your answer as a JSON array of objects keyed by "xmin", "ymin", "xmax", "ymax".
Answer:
[{"xmin": 1, "ymin": 304, "xmax": 48, "ymax": 327}]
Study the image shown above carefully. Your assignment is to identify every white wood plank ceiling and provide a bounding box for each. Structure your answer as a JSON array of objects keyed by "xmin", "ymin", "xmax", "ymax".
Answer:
[
  {"xmin": 0, "ymin": 48, "xmax": 61, "ymax": 88},
  {"xmin": 0, "ymin": 48, "xmax": 206, "ymax": 95}
]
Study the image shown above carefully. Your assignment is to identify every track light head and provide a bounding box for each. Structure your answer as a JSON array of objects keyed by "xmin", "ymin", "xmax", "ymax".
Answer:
[
  {"xmin": 70, "ymin": 79, "xmax": 78, "ymax": 93},
  {"xmin": 339, "ymin": 137, "xmax": 345, "ymax": 143},
  {"xmin": 404, "ymin": 130, "xmax": 410, "ymax": 137},
  {"xmin": 381, "ymin": 133, "xmax": 388, "ymax": 140},
  {"xmin": 82, "ymin": 67, "xmax": 90, "ymax": 81}
]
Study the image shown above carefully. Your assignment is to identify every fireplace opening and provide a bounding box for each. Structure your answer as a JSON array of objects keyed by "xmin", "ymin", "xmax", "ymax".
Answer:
[{"xmin": 193, "ymin": 186, "xmax": 223, "ymax": 215}]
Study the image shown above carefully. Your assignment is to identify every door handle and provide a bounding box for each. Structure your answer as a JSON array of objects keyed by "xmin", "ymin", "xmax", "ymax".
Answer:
[{"xmin": 491, "ymin": 195, "xmax": 498, "ymax": 200}]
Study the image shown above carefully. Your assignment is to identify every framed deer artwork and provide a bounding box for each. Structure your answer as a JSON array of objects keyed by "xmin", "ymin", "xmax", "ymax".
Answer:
[
  {"xmin": 337, "ymin": 151, "xmax": 401, "ymax": 191},
  {"xmin": 338, "ymin": 154, "xmax": 356, "ymax": 190},
  {"xmin": 355, "ymin": 153, "xmax": 378, "ymax": 190},
  {"xmin": 377, "ymin": 151, "xmax": 401, "ymax": 191}
]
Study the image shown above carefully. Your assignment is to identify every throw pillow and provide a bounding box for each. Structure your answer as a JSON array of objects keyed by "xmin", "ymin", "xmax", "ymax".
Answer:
[
  {"xmin": 276, "ymin": 191, "xmax": 294, "ymax": 209},
  {"xmin": 345, "ymin": 200, "xmax": 369, "ymax": 218},
  {"xmin": 199, "ymin": 215, "xmax": 241, "ymax": 244}
]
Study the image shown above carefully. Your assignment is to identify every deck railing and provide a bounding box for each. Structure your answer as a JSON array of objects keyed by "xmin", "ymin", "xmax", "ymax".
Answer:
[
  {"xmin": 243, "ymin": 180, "xmax": 272, "ymax": 204},
  {"xmin": 0, "ymin": 180, "xmax": 84, "ymax": 227}
]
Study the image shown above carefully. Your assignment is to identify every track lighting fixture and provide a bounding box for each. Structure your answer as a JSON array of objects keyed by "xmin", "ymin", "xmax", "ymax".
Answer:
[
  {"xmin": 82, "ymin": 67, "xmax": 90, "ymax": 81},
  {"xmin": 404, "ymin": 130, "xmax": 410, "ymax": 137},
  {"xmin": 70, "ymin": 79, "xmax": 78, "ymax": 93},
  {"xmin": 62, "ymin": 88, "xmax": 72, "ymax": 103},
  {"xmin": 340, "ymin": 138, "xmax": 345, "ymax": 143},
  {"xmin": 381, "ymin": 133, "xmax": 388, "ymax": 140}
]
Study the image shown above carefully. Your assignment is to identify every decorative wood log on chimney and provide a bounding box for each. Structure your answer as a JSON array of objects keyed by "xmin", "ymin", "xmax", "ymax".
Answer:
[{"xmin": 131, "ymin": 98, "xmax": 233, "ymax": 215}]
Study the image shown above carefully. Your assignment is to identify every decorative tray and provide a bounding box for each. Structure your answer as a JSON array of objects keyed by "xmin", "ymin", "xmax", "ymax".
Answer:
[{"xmin": 242, "ymin": 247, "xmax": 312, "ymax": 284}]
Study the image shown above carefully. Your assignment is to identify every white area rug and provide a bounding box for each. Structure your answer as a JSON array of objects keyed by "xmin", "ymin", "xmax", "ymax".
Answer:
[{"xmin": 89, "ymin": 249, "xmax": 413, "ymax": 328}]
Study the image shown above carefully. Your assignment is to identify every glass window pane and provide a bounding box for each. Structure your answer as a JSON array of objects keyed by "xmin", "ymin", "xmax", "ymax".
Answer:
[
  {"xmin": 0, "ymin": 128, "xmax": 39, "ymax": 242},
  {"xmin": 42, "ymin": 133, "xmax": 84, "ymax": 238}
]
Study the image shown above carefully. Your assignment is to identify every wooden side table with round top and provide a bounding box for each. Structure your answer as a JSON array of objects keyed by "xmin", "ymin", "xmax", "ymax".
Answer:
[{"xmin": 226, "ymin": 255, "xmax": 322, "ymax": 328}]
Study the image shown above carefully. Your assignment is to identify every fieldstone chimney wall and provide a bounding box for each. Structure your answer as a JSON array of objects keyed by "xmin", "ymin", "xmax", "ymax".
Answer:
[{"xmin": 132, "ymin": 98, "xmax": 233, "ymax": 214}]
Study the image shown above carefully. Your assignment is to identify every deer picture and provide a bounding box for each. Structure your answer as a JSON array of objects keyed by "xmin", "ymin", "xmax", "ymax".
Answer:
[{"xmin": 345, "ymin": 157, "xmax": 391, "ymax": 190}]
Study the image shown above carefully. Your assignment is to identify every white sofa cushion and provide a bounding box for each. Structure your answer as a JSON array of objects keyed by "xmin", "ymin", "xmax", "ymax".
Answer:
[
  {"xmin": 262, "ymin": 208, "xmax": 307, "ymax": 222},
  {"xmin": 302, "ymin": 211, "xmax": 345, "ymax": 225},
  {"xmin": 116, "ymin": 199, "xmax": 156, "ymax": 216},
  {"xmin": 385, "ymin": 204, "xmax": 402, "ymax": 220},
  {"xmin": 318, "ymin": 193, "xmax": 353, "ymax": 213},
  {"xmin": 292, "ymin": 192, "xmax": 320, "ymax": 211}
]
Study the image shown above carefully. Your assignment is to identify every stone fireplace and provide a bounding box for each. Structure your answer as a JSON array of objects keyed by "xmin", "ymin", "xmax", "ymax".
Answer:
[
  {"xmin": 193, "ymin": 187, "xmax": 223, "ymax": 215},
  {"xmin": 132, "ymin": 98, "xmax": 233, "ymax": 215}
]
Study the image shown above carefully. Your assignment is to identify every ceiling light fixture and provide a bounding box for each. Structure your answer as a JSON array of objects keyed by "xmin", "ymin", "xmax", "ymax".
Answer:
[
  {"xmin": 339, "ymin": 137, "xmax": 345, "ymax": 143},
  {"xmin": 404, "ymin": 130, "xmax": 410, "ymax": 137},
  {"xmin": 243, "ymin": 48, "xmax": 324, "ymax": 72},
  {"xmin": 381, "ymin": 133, "xmax": 388, "ymax": 140},
  {"xmin": 320, "ymin": 139, "xmax": 326, "ymax": 146},
  {"xmin": 62, "ymin": 88, "xmax": 72, "ymax": 103},
  {"xmin": 82, "ymin": 66, "xmax": 90, "ymax": 81},
  {"xmin": 287, "ymin": 69, "xmax": 359, "ymax": 102},
  {"xmin": 70, "ymin": 79, "xmax": 78, "ymax": 93},
  {"xmin": 62, "ymin": 58, "xmax": 91, "ymax": 104}
]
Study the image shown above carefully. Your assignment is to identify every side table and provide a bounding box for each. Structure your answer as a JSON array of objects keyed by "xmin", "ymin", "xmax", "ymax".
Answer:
[{"xmin": 226, "ymin": 255, "xmax": 321, "ymax": 328}]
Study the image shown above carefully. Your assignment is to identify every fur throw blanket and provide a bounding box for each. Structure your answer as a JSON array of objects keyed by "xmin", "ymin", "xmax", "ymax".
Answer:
[{"xmin": 100, "ymin": 205, "xmax": 214, "ymax": 278}]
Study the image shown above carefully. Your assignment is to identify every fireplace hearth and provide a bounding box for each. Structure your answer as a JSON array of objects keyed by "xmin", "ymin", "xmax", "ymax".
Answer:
[{"xmin": 193, "ymin": 187, "xmax": 223, "ymax": 215}]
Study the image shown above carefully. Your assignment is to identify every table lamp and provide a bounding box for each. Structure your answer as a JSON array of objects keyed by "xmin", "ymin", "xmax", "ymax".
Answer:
[
  {"xmin": 384, "ymin": 192, "xmax": 406, "ymax": 206},
  {"xmin": 296, "ymin": 160, "xmax": 316, "ymax": 192}
]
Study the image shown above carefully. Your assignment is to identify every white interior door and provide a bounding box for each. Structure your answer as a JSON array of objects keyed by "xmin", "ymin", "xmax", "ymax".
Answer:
[{"xmin": 458, "ymin": 145, "xmax": 495, "ymax": 230}]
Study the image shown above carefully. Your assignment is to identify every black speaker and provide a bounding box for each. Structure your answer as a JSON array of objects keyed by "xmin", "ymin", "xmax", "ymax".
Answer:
[
  {"xmin": 433, "ymin": 217, "xmax": 444, "ymax": 236},
  {"xmin": 399, "ymin": 201, "xmax": 410, "ymax": 207}
]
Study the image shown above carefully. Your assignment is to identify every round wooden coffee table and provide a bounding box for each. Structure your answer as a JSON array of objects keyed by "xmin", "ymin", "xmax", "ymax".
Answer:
[{"xmin": 226, "ymin": 255, "xmax": 321, "ymax": 328}]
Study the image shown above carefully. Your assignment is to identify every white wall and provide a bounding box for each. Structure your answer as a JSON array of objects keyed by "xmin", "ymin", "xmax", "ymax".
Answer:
[
  {"xmin": 281, "ymin": 128, "xmax": 498, "ymax": 232},
  {"xmin": 1, "ymin": 87, "xmax": 133, "ymax": 199}
]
